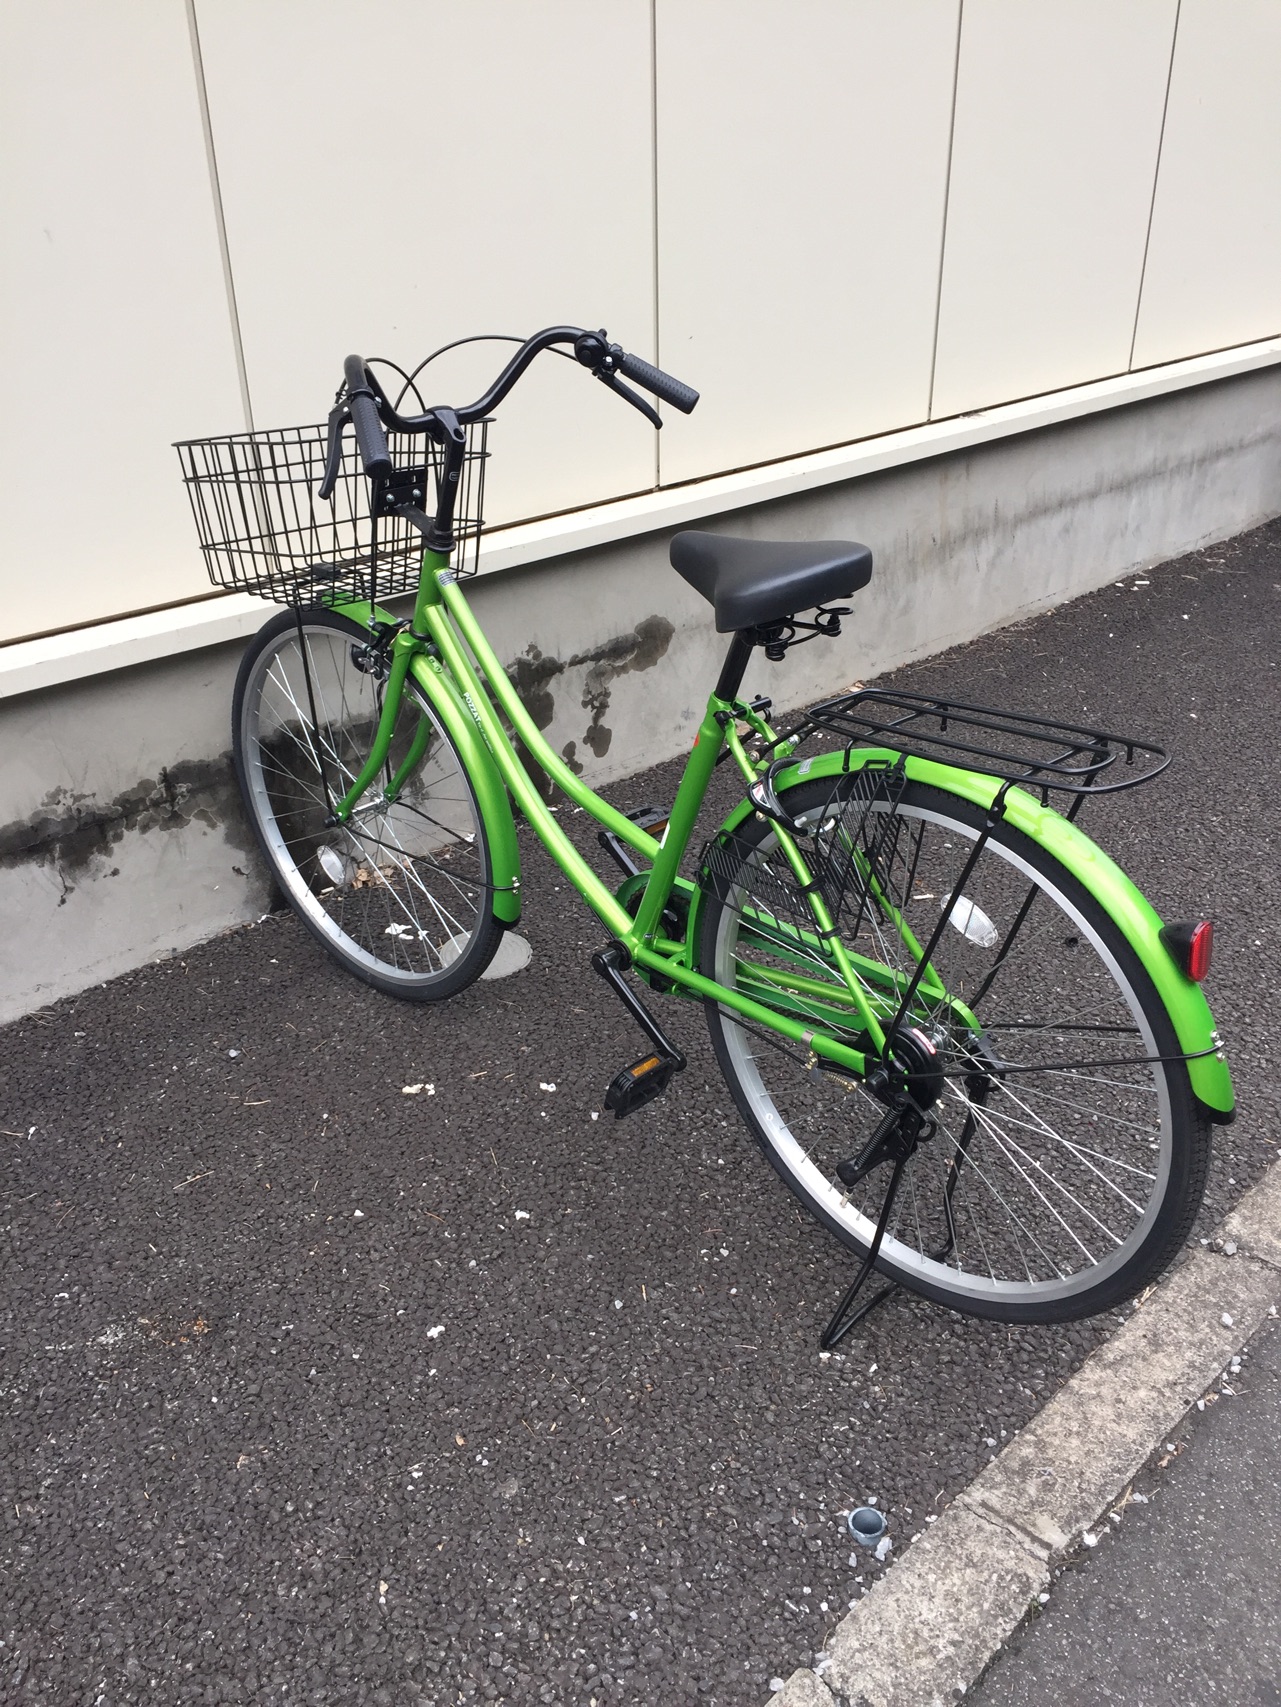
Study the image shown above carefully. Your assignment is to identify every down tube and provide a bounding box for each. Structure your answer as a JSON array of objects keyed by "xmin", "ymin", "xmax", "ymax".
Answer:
[
  {"xmin": 418, "ymin": 602, "xmax": 637, "ymax": 940},
  {"xmin": 437, "ymin": 575, "xmax": 663, "ymax": 863}
]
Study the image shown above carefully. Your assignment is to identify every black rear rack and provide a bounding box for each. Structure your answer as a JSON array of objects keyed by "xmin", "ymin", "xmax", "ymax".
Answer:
[{"xmin": 788, "ymin": 690, "xmax": 1168, "ymax": 797}]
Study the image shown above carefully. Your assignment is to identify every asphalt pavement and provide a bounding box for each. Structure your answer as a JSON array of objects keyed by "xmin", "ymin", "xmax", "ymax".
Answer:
[
  {"xmin": 965, "ymin": 1312, "xmax": 1281, "ymax": 1707},
  {"xmin": 2, "ymin": 517, "xmax": 1279, "ymax": 1706}
]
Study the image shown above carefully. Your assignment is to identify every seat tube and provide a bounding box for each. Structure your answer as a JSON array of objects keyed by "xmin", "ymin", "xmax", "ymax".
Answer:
[
  {"xmin": 631, "ymin": 697, "xmax": 725, "ymax": 943},
  {"xmin": 632, "ymin": 633, "xmax": 753, "ymax": 943},
  {"xmin": 714, "ymin": 630, "xmax": 756, "ymax": 704}
]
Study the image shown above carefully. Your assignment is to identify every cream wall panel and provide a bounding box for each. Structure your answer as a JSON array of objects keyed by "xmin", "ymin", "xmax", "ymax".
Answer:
[
  {"xmin": 195, "ymin": 0, "xmax": 655, "ymax": 530},
  {"xmin": 0, "ymin": 3, "xmax": 245, "ymax": 646},
  {"xmin": 654, "ymin": 0, "xmax": 960, "ymax": 486},
  {"xmin": 931, "ymin": 0, "xmax": 1176, "ymax": 419},
  {"xmin": 1132, "ymin": 1, "xmax": 1281, "ymax": 369}
]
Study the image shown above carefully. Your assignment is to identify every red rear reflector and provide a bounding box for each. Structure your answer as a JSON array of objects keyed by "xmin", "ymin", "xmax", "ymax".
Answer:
[
  {"xmin": 1160, "ymin": 919, "xmax": 1214, "ymax": 981},
  {"xmin": 1187, "ymin": 921, "xmax": 1214, "ymax": 981}
]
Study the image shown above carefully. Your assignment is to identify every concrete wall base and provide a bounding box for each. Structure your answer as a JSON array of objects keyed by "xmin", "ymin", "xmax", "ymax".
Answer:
[{"xmin": 3, "ymin": 366, "xmax": 1278, "ymax": 1023}]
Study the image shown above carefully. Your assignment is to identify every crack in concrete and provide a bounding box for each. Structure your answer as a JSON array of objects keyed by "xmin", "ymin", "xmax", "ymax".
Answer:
[
  {"xmin": 1223, "ymin": 1244, "xmax": 1281, "ymax": 1275},
  {"xmin": 957, "ymin": 1491, "xmax": 1054, "ymax": 1562}
]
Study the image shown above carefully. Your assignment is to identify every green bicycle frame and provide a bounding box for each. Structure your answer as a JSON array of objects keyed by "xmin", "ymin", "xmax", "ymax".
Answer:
[
  {"xmin": 325, "ymin": 556, "xmax": 884, "ymax": 1078},
  {"xmin": 325, "ymin": 552, "xmax": 1234, "ymax": 1119}
]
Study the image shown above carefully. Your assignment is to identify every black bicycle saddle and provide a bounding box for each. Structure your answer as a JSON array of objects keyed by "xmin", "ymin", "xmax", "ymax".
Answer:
[{"xmin": 670, "ymin": 531, "xmax": 873, "ymax": 632}]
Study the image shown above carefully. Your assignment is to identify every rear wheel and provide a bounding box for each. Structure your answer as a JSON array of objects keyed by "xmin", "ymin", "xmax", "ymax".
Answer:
[
  {"xmin": 699, "ymin": 770, "xmax": 1211, "ymax": 1322},
  {"xmin": 233, "ymin": 608, "xmax": 503, "ymax": 999}
]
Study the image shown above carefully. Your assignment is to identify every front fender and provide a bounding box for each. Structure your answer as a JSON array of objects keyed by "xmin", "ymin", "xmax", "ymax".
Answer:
[
  {"xmin": 330, "ymin": 599, "xmax": 520, "ymax": 925},
  {"xmin": 710, "ymin": 747, "xmax": 1233, "ymax": 1119},
  {"xmin": 409, "ymin": 651, "xmax": 522, "ymax": 926}
]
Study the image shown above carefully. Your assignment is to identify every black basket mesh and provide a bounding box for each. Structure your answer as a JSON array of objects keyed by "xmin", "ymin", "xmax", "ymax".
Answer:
[
  {"xmin": 175, "ymin": 416, "xmax": 488, "ymax": 608},
  {"xmin": 700, "ymin": 764, "xmax": 910, "ymax": 940}
]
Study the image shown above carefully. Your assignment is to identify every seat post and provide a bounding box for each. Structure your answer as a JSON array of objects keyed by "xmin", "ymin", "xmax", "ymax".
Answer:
[{"xmin": 714, "ymin": 630, "xmax": 756, "ymax": 704}]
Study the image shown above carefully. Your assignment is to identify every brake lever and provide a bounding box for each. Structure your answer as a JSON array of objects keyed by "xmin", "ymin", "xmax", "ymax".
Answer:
[
  {"xmin": 595, "ymin": 369, "xmax": 662, "ymax": 430},
  {"xmin": 317, "ymin": 403, "xmax": 348, "ymax": 501}
]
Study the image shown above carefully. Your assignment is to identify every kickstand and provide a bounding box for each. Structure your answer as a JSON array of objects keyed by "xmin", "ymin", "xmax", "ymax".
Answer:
[
  {"xmin": 820, "ymin": 1096, "xmax": 978, "ymax": 1348},
  {"xmin": 819, "ymin": 1148, "xmax": 911, "ymax": 1350}
]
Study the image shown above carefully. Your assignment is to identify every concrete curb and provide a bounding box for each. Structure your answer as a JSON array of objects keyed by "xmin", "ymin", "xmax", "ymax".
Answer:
[{"xmin": 766, "ymin": 1163, "xmax": 1281, "ymax": 1707}]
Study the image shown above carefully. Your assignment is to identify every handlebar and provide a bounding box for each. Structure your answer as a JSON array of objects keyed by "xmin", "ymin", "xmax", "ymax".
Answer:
[{"xmin": 321, "ymin": 325, "xmax": 698, "ymax": 492}]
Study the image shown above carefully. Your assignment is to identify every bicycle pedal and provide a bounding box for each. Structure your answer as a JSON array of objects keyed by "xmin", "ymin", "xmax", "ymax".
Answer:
[{"xmin": 603, "ymin": 1050, "xmax": 683, "ymax": 1119}]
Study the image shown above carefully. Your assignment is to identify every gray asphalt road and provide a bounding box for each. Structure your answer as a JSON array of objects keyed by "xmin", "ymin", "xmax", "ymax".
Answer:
[
  {"xmin": 967, "ymin": 1314, "xmax": 1281, "ymax": 1707},
  {"xmin": 2, "ymin": 518, "xmax": 1278, "ymax": 1706}
]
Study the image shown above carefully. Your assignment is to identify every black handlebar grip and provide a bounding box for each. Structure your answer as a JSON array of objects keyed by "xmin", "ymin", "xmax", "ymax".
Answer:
[
  {"xmin": 617, "ymin": 351, "xmax": 699, "ymax": 414},
  {"xmin": 342, "ymin": 354, "xmax": 393, "ymax": 478}
]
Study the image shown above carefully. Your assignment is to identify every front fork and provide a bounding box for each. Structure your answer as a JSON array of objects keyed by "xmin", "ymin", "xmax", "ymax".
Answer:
[{"xmin": 326, "ymin": 628, "xmax": 430, "ymax": 825}]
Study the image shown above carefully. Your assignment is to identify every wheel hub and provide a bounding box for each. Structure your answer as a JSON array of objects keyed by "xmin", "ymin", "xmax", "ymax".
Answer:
[{"xmin": 888, "ymin": 1026, "xmax": 946, "ymax": 1111}]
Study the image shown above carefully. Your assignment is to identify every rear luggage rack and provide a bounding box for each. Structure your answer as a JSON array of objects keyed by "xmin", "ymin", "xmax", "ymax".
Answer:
[{"xmin": 786, "ymin": 689, "xmax": 1169, "ymax": 799}]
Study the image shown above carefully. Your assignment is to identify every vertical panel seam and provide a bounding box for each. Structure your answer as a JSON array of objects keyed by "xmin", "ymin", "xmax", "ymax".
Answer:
[
  {"xmin": 1129, "ymin": 0, "xmax": 1182, "ymax": 371},
  {"xmin": 185, "ymin": 0, "xmax": 254, "ymax": 429},
  {"xmin": 650, "ymin": 0, "xmax": 662, "ymax": 489},
  {"xmin": 927, "ymin": 0, "xmax": 966, "ymax": 421}
]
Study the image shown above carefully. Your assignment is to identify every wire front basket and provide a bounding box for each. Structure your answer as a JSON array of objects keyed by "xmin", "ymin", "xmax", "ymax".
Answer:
[{"xmin": 175, "ymin": 416, "xmax": 489, "ymax": 608}]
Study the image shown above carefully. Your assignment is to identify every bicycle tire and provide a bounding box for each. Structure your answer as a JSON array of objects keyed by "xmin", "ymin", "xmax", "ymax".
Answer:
[
  {"xmin": 699, "ymin": 771, "xmax": 1211, "ymax": 1322},
  {"xmin": 233, "ymin": 607, "xmax": 503, "ymax": 999}
]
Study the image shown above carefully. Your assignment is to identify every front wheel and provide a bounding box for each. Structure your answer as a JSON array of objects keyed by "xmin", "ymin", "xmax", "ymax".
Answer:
[
  {"xmin": 233, "ymin": 607, "xmax": 503, "ymax": 999},
  {"xmin": 699, "ymin": 771, "xmax": 1212, "ymax": 1323}
]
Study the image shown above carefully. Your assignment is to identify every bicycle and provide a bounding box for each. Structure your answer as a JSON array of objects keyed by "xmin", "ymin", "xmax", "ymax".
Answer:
[{"xmin": 177, "ymin": 324, "xmax": 1234, "ymax": 1345}]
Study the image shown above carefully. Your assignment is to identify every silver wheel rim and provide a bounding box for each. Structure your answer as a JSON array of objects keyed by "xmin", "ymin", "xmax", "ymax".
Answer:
[
  {"xmin": 240, "ymin": 621, "xmax": 489, "ymax": 987},
  {"xmin": 712, "ymin": 795, "xmax": 1174, "ymax": 1309}
]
